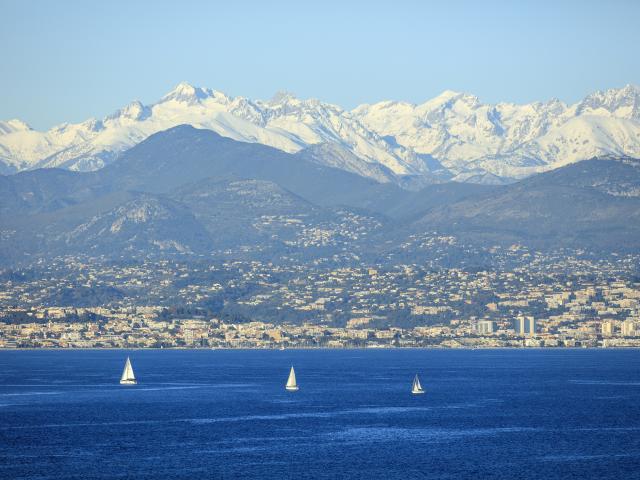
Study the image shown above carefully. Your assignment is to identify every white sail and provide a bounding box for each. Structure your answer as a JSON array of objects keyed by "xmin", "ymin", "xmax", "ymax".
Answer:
[
  {"xmin": 285, "ymin": 366, "xmax": 299, "ymax": 391},
  {"xmin": 413, "ymin": 375, "xmax": 421, "ymax": 391},
  {"xmin": 120, "ymin": 357, "xmax": 137, "ymax": 385},
  {"xmin": 412, "ymin": 374, "xmax": 424, "ymax": 394}
]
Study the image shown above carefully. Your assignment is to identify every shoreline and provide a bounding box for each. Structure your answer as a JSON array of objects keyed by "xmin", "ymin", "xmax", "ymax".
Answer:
[{"xmin": 1, "ymin": 346, "xmax": 639, "ymax": 351}]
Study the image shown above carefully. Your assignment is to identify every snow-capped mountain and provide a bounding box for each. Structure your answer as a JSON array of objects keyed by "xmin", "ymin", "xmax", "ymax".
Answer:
[
  {"xmin": 0, "ymin": 83, "xmax": 429, "ymax": 181},
  {"xmin": 352, "ymin": 84, "xmax": 640, "ymax": 180},
  {"xmin": 1, "ymin": 83, "xmax": 639, "ymax": 183}
]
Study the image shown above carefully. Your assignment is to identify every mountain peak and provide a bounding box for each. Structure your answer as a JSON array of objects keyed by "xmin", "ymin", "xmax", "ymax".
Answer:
[
  {"xmin": 436, "ymin": 89, "xmax": 463, "ymax": 100},
  {"xmin": 576, "ymin": 84, "xmax": 640, "ymax": 118},
  {"xmin": 0, "ymin": 118, "xmax": 32, "ymax": 135},
  {"xmin": 269, "ymin": 90, "xmax": 299, "ymax": 105},
  {"xmin": 107, "ymin": 100, "xmax": 151, "ymax": 122},
  {"xmin": 423, "ymin": 89, "xmax": 479, "ymax": 109},
  {"xmin": 597, "ymin": 84, "xmax": 640, "ymax": 101},
  {"xmin": 619, "ymin": 83, "xmax": 640, "ymax": 94},
  {"xmin": 161, "ymin": 82, "xmax": 214, "ymax": 103}
]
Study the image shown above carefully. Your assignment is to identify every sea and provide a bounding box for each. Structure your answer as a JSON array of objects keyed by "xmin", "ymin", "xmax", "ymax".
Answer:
[{"xmin": 1, "ymin": 349, "xmax": 639, "ymax": 479}]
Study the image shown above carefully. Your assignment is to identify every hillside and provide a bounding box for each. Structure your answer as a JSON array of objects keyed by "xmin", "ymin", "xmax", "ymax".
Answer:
[
  {"xmin": 0, "ymin": 126, "xmax": 638, "ymax": 266},
  {"xmin": 411, "ymin": 158, "xmax": 640, "ymax": 249}
]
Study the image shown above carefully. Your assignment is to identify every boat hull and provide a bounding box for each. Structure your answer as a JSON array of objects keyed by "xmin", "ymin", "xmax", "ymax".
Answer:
[
  {"xmin": 120, "ymin": 380, "xmax": 137, "ymax": 385},
  {"xmin": 411, "ymin": 389, "xmax": 425, "ymax": 395},
  {"xmin": 285, "ymin": 386, "xmax": 299, "ymax": 391}
]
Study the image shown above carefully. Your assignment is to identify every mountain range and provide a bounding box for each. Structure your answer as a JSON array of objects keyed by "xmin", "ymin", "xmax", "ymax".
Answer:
[
  {"xmin": 1, "ymin": 83, "xmax": 639, "ymax": 185},
  {"xmin": 1, "ymin": 125, "xmax": 639, "ymax": 267}
]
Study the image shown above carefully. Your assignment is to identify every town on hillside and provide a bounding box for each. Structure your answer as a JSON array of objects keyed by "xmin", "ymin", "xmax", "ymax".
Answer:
[{"xmin": 1, "ymin": 239, "xmax": 638, "ymax": 349}]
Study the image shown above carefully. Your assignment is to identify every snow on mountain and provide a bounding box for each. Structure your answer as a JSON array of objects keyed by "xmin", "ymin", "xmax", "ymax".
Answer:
[
  {"xmin": 0, "ymin": 119, "xmax": 51, "ymax": 172},
  {"xmin": 574, "ymin": 84, "xmax": 640, "ymax": 118},
  {"xmin": 1, "ymin": 83, "xmax": 639, "ymax": 183},
  {"xmin": 295, "ymin": 142, "xmax": 398, "ymax": 183},
  {"xmin": 0, "ymin": 119, "xmax": 32, "ymax": 135},
  {"xmin": 0, "ymin": 82, "xmax": 428, "ymax": 181},
  {"xmin": 352, "ymin": 84, "xmax": 640, "ymax": 179}
]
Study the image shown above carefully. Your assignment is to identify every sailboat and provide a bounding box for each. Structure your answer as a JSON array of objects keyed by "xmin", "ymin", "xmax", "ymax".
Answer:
[
  {"xmin": 411, "ymin": 374, "xmax": 424, "ymax": 394},
  {"xmin": 285, "ymin": 366, "xmax": 299, "ymax": 391},
  {"xmin": 119, "ymin": 356, "xmax": 137, "ymax": 385}
]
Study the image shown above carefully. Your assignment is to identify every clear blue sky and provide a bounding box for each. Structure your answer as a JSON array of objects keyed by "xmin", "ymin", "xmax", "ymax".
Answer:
[{"xmin": 1, "ymin": 0, "xmax": 639, "ymax": 130}]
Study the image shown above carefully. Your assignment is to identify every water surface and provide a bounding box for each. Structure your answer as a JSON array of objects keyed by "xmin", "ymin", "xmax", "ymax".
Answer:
[{"xmin": 1, "ymin": 349, "xmax": 639, "ymax": 479}]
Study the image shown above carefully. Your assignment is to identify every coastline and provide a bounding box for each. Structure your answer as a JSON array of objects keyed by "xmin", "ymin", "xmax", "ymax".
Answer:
[{"xmin": 2, "ymin": 346, "xmax": 639, "ymax": 351}]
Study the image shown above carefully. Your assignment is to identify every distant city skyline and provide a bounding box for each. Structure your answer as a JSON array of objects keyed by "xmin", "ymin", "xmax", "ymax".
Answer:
[{"xmin": 2, "ymin": 0, "xmax": 639, "ymax": 130}]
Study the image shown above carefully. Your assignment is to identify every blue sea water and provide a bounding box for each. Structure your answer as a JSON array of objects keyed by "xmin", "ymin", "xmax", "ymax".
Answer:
[{"xmin": 0, "ymin": 349, "xmax": 639, "ymax": 479}]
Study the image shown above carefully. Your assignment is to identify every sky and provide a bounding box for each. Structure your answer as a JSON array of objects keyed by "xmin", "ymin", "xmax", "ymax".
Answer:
[{"xmin": 1, "ymin": 0, "xmax": 639, "ymax": 130}]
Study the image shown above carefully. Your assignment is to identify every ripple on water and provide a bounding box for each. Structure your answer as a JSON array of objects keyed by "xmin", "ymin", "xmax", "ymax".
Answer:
[{"xmin": 323, "ymin": 426, "xmax": 541, "ymax": 443}]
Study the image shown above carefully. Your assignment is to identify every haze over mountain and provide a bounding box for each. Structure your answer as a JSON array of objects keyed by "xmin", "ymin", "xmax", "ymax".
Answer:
[{"xmin": 1, "ymin": 83, "xmax": 639, "ymax": 185}]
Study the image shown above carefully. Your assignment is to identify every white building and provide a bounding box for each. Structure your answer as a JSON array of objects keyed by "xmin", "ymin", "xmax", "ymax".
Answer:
[
  {"xmin": 514, "ymin": 316, "xmax": 536, "ymax": 337},
  {"xmin": 601, "ymin": 320, "xmax": 616, "ymax": 337},
  {"xmin": 477, "ymin": 320, "xmax": 495, "ymax": 335},
  {"xmin": 621, "ymin": 319, "xmax": 637, "ymax": 337}
]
